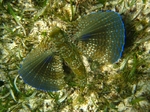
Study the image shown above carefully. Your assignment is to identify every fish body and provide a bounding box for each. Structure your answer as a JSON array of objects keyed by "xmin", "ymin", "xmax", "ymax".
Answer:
[{"xmin": 49, "ymin": 27, "xmax": 87, "ymax": 80}]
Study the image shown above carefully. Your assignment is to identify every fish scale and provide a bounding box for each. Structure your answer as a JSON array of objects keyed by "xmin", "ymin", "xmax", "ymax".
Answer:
[{"xmin": 19, "ymin": 11, "xmax": 125, "ymax": 91}]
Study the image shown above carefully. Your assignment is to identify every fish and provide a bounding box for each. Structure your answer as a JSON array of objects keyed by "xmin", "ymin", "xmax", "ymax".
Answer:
[{"xmin": 18, "ymin": 11, "xmax": 125, "ymax": 91}]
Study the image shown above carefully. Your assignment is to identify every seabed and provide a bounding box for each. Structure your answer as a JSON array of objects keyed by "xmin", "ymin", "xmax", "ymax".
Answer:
[{"xmin": 0, "ymin": 0, "xmax": 150, "ymax": 112}]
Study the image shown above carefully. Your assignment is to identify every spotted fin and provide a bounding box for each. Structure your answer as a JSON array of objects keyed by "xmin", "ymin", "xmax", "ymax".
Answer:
[
  {"xmin": 74, "ymin": 11, "xmax": 125, "ymax": 63},
  {"xmin": 19, "ymin": 43, "xmax": 65, "ymax": 91}
]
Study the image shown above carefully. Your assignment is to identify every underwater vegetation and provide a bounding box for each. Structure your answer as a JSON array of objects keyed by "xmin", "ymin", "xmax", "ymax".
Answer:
[
  {"xmin": 0, "ymin": 0, "xmax": 150, "ymax": 111},
  {"xmin": 18, "ymin": 11, "xmax": 125, "ymax": 91}
]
